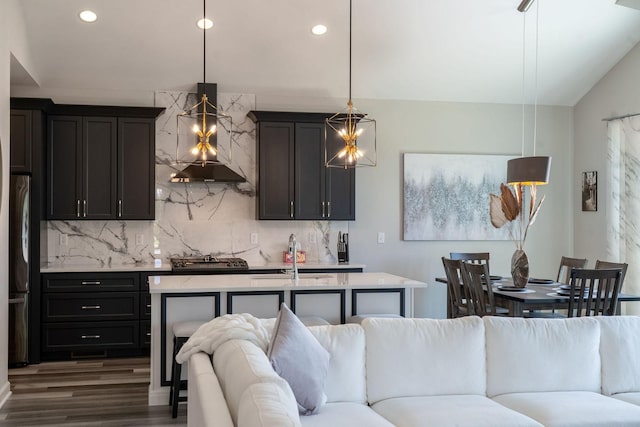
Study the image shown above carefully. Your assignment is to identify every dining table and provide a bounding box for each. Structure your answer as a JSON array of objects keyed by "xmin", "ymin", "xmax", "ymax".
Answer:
[{"xmin": 436, "ymin": 276, "xmax": 640, "ymax": 317}]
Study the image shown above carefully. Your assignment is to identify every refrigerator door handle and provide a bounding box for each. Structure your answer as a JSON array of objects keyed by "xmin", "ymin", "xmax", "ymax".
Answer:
[{"xmin": 9, "ymin": 296, "xmax": 26, "ymax": 304}]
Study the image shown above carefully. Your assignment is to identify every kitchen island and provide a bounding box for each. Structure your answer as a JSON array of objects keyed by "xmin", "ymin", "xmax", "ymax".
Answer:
[{"xmin": 147, "ymin": 271, "xmax": 427, "ymax": 405}]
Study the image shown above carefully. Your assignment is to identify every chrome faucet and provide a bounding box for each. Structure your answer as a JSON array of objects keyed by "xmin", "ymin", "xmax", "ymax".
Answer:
[{"xmin": 288, "ymin": 233, "xmax": 299, "ymax": 280}]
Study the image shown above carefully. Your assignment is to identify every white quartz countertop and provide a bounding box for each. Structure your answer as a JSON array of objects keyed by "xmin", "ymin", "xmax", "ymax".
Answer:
[
  {"xmin": 40, "ymin": 262, "xmax": 365, "ymax": 274},
  {"xmin": 148, "ymin": 272, "xmax": 427, "ymax": 294}
]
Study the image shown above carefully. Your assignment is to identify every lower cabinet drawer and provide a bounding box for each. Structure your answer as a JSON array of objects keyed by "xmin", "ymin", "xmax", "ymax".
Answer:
[
  {"xmin": 140, "ymin": 320, "xmax": 151, "ymax": 347},
  {"xmin": 43, "ymin": 292, "xmax": 139, "ymax": 321},
  {"xmin": 42, "ymin": 321, "xmax": 139, "ymax": 351}
]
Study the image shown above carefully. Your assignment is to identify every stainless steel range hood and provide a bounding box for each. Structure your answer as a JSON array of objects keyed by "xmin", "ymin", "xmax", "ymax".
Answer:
[
  {"xmin": 170, "ymin": 82, "xmax": 246, "ymax": 183},
  {"xmin": 170, "ymin": 163, "xmax": 246, "ymax": 183}
]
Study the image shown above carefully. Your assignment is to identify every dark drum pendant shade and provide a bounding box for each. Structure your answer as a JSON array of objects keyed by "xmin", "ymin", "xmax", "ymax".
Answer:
[{"xmin": 506, "ymin": 156, "xmax": 552, "ymax": 186}]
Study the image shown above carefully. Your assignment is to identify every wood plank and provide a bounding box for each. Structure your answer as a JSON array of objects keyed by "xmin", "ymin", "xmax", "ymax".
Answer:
[{"xmin": 0, "ymin": 357, "xmax": 186, "ymax": 426}]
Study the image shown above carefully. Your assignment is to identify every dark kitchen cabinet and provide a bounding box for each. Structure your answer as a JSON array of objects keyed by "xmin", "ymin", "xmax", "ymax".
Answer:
[
  {"xmin": 10, "ymin": 110, "xmax": 33, "ymax": 173},
  {"xmin": 48, "ymin": 114, "xmax": 157, "ymax": 220},
  {"xmin": 250, "ymin": 111, "xmax": 355, "ymax": 220},
  {"xmin": 40, "ymin": 272, "xmax": 147, "ymax": 360}
]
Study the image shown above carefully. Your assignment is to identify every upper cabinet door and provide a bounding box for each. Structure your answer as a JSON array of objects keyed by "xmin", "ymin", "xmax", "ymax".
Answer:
[
  {"xmin": 48, "ymin": 116, "xmax": 83, "ymax": 219},
  {"xmin": 83, "ymin": 117, "xmax": 117, "ymax": 219},
  {"xmin": 294, "ymin": 123, "xmax": 325, "ymax": 220},
  {"xmin": 117, "ymin": 118, "xmax": 155, "ymax": 220},
  {"xmin": 325, "ymin": 131, "xmax": 355, "ymax": 220},
  {"xmin": 258, "ymin": 122, "xmax": 295, "ymax": 219},
  {"xmin": 10, "ymin": 110, "xmax": 33, "ymax": 173}
]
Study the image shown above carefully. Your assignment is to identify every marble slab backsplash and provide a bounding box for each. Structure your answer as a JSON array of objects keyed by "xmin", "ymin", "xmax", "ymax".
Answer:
[{"xmin": 46, "ymin": 91, "xmax": 349, "ymax": 267}]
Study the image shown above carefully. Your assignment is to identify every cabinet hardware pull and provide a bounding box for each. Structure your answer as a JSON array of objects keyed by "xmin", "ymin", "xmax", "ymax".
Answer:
[
  {"xmin": 146, "ymin": 304, "xmax": 151, "ymax": 309},
  {"xmin": 77, "ymin": 200, "xmax": 81, "ymax": 218},
  {"xmin": 327, "ymin": 201, "xmax": 331, "ymax": 217},
  {"xmin": 118, "ymin": 200, "xmax": 122, "ymax": 217},
  {"xmin": 83, "ymin": 200, "xmax": 87, "ymax": 218},
  {"xmin": 146, "ymin": 332, "xmax": 151, "ymax": 337},
  {"xmin": 81, "ymin": 335, "xmax": 101, "ymax": 339},
  {"xmin": 322, "ymin": 201, "xmax": 325, "ymax": 218},
  {"xmin": 290, "ymin": 201, "xmax": 294, "ymax": 218},
  {"xmin": 81, "ymin": 305, "xmax": 101, "ymax": 310},
  {"xmin": 81, "ymin": 281, "xmax": 101, "ymax": 285}
]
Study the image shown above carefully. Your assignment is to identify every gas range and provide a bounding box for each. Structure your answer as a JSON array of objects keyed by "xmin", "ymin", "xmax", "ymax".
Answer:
[{"xmin": 170, "ymin": 255, "xmax": 249, "ymax": 273}]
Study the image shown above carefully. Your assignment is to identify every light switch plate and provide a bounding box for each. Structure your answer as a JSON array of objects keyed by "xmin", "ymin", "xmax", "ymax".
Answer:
[
  {"xmin": 59, "ymin": 233, "xmax": 68, "ymax": 246},
  {"xmin": 135, "ymin": 234, "xmax": 144, "ymax": 245},
  {"xmin": 309, "ymin": 231, "xmax": 317, "ymax": 244},
  {"xmin": 377, "ymin": 232, "xmax": 385, "ymax": 244},
  {"xmin": 250, "ymin": 233, "xmax": 259, "ymax": 244}
]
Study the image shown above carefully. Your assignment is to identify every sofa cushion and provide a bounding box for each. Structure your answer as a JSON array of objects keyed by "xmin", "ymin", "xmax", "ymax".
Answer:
[
  {"xmin": 363, "ymin": 316, "xmax": 486, "ymax": 404},
  {"xmin": 597, "ymin": 316, "xmax": 640, "ymax": 395},
  {"xmin": 372, "ymin": 395, "xmax": 543, "ymax": 427},
  {"xmin": 612, "ymin": 392, "xmax": 640, "ymax": 406},
  {"xmin": 300, "ymin": 402, "xmax": 395, "ymax": 427},
  {"xmin": 213, "ymin": 339, "xmax": 291, "ymax": 423},
  {"xmin": 493, "ymin": 391, "xmax": 640, "ymax": 427},
  {"xmin": 268, "ymin": 303, "xmax": 331, "ymax": 415},
  {"xmin": 484, "ymin": 316, "xmax": 601, "ymax": 397},
  {"xmin": 188, "ymin": 352, "xmax": 234, "ymax": 427},
  {"xmin": 237, "ymin": 382, "xmax": 301, "ymax": 427},
  {"xmin": 308, "ymin": 324, "xmax": 367, "ymax": 404}
]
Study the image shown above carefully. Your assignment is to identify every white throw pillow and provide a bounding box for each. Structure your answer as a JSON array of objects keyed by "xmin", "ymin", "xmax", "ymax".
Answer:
[{"xmin": 268, "ymin": 303, "xmax": 331, "ymax": 415}]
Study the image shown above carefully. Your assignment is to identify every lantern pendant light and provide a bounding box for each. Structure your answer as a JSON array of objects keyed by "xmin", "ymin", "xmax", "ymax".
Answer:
[
  {"xmin": 175, "ymin": 0, "xmax": 232, "ymax": 168},
  {"xmin": 325, "ymin": 0, "xmax": 376, "ymax": 169},
  {"xmin": 507, "ymin": 0, "xmax": 551, "ymax": 186}
]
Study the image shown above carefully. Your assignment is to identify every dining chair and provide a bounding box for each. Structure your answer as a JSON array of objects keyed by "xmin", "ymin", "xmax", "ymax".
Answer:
[
  {"xmin": 459, "ymin": 261, "xmax": 497, "ymax": 317},
  {"xmin": 566, "ymin": 268, "xmax": 624, "ymax": 317},
  {"xmin": 441, "ymin": 257, "xmax": 472, "ymax": 318},
  {"xmin": 450, "ymin": 252, "xmax": 490, "ymax": 271},
  {"xmin": 556, "ymin": 256, "xmax": 588, "ymax": 284},
  {"xmin": 595, "ymin": 260, "xmax": 628, "ymax": 288}
]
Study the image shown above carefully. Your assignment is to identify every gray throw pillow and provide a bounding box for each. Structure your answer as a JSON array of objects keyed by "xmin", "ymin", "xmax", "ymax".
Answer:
[{"xmin": 267, "ymin": 303, "xmax": 330, "ymax": 415}]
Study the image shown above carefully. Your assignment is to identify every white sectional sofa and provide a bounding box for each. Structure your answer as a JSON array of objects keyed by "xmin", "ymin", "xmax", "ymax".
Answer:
[{"xmin": 187, "ymin": 315, "xmax": 640, "ymax": 427}]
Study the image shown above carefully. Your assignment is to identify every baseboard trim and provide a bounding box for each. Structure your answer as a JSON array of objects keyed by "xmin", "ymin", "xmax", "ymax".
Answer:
[
  {"xmin": 0, "ymin": 381, "xmax": 11, "ymax": 409},
  {"xmin": 148, "ymin": 385, "xmax": 169, "ymax": 406}
]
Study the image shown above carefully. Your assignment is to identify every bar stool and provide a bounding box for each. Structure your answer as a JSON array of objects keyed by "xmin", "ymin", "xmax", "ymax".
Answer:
[{"xmin": 170, "ymin": 321, "xmax": 206, "ymax": 418}]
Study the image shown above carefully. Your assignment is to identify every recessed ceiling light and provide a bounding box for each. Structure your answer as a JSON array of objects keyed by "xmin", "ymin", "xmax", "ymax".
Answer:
[
  {"xmin": 78, "ymin": 10, "xmax": 97, "ymax": 23},
  {"xmin": 197, "ymin": 18, "xmax": 213, "ymax": 30},
  {"xmin": 311, "ymin": 24, "xmax": 327, "ymax": 36}
]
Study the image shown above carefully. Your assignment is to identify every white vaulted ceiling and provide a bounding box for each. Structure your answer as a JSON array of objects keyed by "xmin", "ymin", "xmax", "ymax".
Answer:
[{"xmin": 12, "ymin": 0, "xmax": 640, "ymax": 106}]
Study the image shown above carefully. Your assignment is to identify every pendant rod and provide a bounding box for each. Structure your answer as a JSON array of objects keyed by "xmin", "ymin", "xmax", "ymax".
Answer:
[
  {"xmin": 602, "ymin": 112, "xmax": 640, "ymax": 122},
  {"xmin": 203, "ymin": 0, "xmax": 206, "ymax": 86},
  {"xmin": 348, "ymin": 0, "xmax": 352, "ymax": 103}
]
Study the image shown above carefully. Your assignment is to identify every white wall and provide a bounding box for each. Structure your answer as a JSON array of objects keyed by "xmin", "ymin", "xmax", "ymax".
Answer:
[{"xmin": 574, "ymin": 42, "xmax": 640, "ymax": 263}]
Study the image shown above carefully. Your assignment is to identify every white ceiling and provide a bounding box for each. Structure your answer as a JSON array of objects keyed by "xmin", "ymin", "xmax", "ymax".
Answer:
[{"xmin": 12, "ymin": 0, "xmax": 640, "ymax": 106}]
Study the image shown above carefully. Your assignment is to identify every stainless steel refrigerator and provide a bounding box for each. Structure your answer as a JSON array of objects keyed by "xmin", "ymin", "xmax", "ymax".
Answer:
[{"xmin": 9, "ymin": 174, "xmax": 30, "ymax": 367}]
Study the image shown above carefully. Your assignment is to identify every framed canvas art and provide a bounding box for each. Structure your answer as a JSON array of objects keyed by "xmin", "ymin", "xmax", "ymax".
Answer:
[
  {"xmin": 403, "ymin": 153, "xmax": 513, "ymax": 241},
  {"xmin": 582, "ymin": 171, "xmax": 597, "ymax": 212}
]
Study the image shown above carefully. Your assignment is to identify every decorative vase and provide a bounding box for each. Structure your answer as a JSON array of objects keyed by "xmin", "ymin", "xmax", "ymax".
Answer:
[{"xmin": 511, "ymin": 249, "xmax": 530, "ymax": 288}]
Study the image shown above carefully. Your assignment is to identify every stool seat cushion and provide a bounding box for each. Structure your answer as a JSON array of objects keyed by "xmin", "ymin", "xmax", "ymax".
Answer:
[{"xmin": 173, "ymin": 321, "xmax": 206, "ymax": 338}]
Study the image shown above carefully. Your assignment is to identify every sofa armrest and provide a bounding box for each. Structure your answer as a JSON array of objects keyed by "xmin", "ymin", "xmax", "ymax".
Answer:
[{"xmin": 188, "ymin": 352, "xmax": 234, "ymax": 427}]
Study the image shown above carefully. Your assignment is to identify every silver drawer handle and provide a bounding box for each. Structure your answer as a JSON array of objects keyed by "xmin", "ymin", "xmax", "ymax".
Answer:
[
  {"xmin": 81, "ymin": 335, "xmax": 101, "ymax": 339},
  {"xmin": 81, "ymin": 281, "xmax": 101, "ymax": 285},
  {"xmin": 146, "ymin": 304, "xmax": 151, "ymax": 309},
  {"xmin": 81, "ymin": 305, "xmax": 101, "ymax": 310},
  {"xmin": 146, "ymin": 333, "xmax": 151, "ymax": 337}
]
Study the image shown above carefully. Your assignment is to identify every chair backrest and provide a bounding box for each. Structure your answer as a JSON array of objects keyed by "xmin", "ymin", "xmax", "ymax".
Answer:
[
  {"xmin": 556, "ymin": 256, "xmax": 588, "ymax": 284},
  {"xmin": 441, "ymin": 257, "xmax": 472, "ymax": 317},
  {"xmin": 595, "ymin": 260, "xmax": 628, "ymax": 288},
  {"xmin": 450, "ymin": 252, "xmax": 490, "ymax": 272},
  {"xmin": 460, "ymin": 261, "xmax": 495, "ymax": 317},
  {"xmin": 567, "ymin": 268, "xmax": 623, "ymax": 317}
]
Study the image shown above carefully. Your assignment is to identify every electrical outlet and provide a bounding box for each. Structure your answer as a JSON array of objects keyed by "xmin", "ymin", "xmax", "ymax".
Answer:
[
  {"xmin": 135, "ymin": 234, "xmax": 144, "ymax": 245},
  {"xmin": 377, "ymin": 232, "xmax": 385, "ymax": 244},
  {"xmin": 59, "ymin": 233, "xmax": 68, "ymax": 246},
  {"xmin": 309, "ymin": 231, "xmax": 317, "ymax": 244},
  {"xmin": 250, "ymin": 232, "xmax": 259, "ymax": 244}
]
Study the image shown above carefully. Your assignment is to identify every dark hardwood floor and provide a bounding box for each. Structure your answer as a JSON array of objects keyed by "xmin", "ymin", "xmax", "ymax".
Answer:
[{"xmin": 0, "ymin": 357, "xmax": 186, "ymax": 426}]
